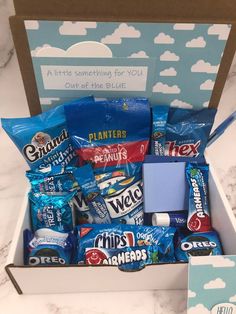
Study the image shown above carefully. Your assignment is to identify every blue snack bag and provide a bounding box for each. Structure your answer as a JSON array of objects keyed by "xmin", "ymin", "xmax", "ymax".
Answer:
[
  {"xmin": 73, "ymin": 164, "xmax": 111, "ymax": 224},
  {"xmin": 29, "ymin": 191, "xmax": 76, "ymax": 232},
  {"xmin": 64, "ymin": 98, "xmax": 151, "ymax": 176},
  {"xmin": 175, "ymin": 231, "xmax": 223, "ymax": 262},
  {"xmin": 1, "ymin": 97, "xmax": 94, "ymax": 169},
  {"xmin": 85, "ymin": 244, "xmax": 175, "ymax": 271},
  {"xmin": 24, "ymin": 228, "xmax": 75, "ymax": 265},
  {"xmin": 75, "ymin": 224, "xmax": 176, "ymax": 263},
  {"xmin": 186, "ymin": 163, "xmax": 212, "ymax": 232},
  {"xmin": 151, "ymin": 105, "xmax": 169, "ymax": 156},
  {"xmin": 165, "ymin": 108, "xmax": 216, "ymax": 157}
]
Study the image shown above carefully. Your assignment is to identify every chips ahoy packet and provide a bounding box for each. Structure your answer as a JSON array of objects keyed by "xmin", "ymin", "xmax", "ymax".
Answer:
[
  {"xmin": 29, "ymin": 191, "xmax": 76, "ymax": 232},
  {"xmin": 64, "ymin": 98, "xmax": 151, "ymax": 176},
  {"xmin": 74, "ymin": 164, "xmax": 111, "ymax": 224},
  {"xmin": 186, "ymin": 163, "xmax": 212, "ymax": 232},
  {"xmin": 75, "ymin": 224, "xmax": 176, "ymax": 264},
  {"xmin": 1, "ymin": 96, "xmax": 93, "ymax": 169},
  {"xmin": 175, "ymin": 231, "xmax": 223, "ymax": 262},
  {"xmin": 24, "ymin": 228, "xmax": 75, "ymax": 266},
  {"xmin": 165, "ymin": 108, "xmax": 216, "ymax": 157},
  {"xmin": 85, "ymin": 244, "xmax": 175, "ymax": 271},
  {"xmin": 151, "ymin": 105, "xmax": 169, "ymax": 156}
]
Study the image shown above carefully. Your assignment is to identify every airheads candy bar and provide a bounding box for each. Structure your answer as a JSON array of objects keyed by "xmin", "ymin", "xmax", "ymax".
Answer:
[
  {"xmin": 186, "ymin": 163, "xmax": 212, "ymax": 232},
  {"xmin": 165, "ymin": 108, "xmax": 216, "ymax": 157},
  {"xmin": 64, "ymin": 98, "xmax": 151, "ymax": 176},
  {"xmin": 75, "ymin": 224, "xmax": 176, "ymax": 263},
  {"xmin": 73, "ymin": 164, "xmax": 111, "ymax": 224},
  {"xmin": 151, "ymin": 105, "xmax": 169, "ymax": 156},
  {"xmin": 24, "ymin": 228, "xmax": 75, "ymax": 266},
  {"xmin": 1, "ymin": 97, "xmax": 93, "ymax": 169},
  {"xmin": 85, "ymin": 244, "xmax": 175, "ymax": 271},
  {"xmin": 175, "ymin": 231, "xmax": 222, "ymax": 262},
  {"xmin": 29, "ymin": 191, "xmax": 76, "ymax": 233},
  {"xmin": 100, "ymin": 173, "xmax": 144, "ymax": 225}
]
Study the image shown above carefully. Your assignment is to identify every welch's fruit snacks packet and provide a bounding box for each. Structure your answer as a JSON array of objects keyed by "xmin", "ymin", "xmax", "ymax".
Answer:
[
  {"xmin": 75, "ymin": 224, "xmax": 176, "ymax": 264},
  {"xmin": 24, "ymin": 228, "xmax": 75, "ymax": 266},
  {"xmin": 1, "ymin": 97, "xmax": 93, "ymax": 170},
  {"xmin": 165, "ymin": 108, "xmax": 216, "ymax": 157},
  {"xmin": 186, "ymin": 163, "xmax": 212, "ymax": 232},
  {"xmin": 64, "ymin": 98, "xmax": 151, "ymax": 176}
]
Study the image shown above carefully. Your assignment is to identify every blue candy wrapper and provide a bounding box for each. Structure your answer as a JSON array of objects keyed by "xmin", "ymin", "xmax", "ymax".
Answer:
[
  {"xmin": 151, "ymin": 105, "xmax": 169, "ymax": 156},
  {"xmin": 165, "ymin": 108, "xmax": 216, "ymax": 157},
  {"xmin": 29, "ymin": 191, "xmax": 76, "ymax": 232},
  {"xmin": 24, "ymin": 228, "xmax": 75, "ymax": 265},
  {"xmin": 85, "ymin": 244, "xmax": 175, "ymax": 271},
  {"xmin": 1, "ymin": 97, "xmax": 93, "ymax": 169},
  {"xmin": 73, "ymin": 164, "xmax": 111, "ymax": 224},
  {"xmin": 175, "ymin": 231, "xmax": 223, "ymax": 262},
  {"xmin": 75, "ymin": 224, "xmax": 176, "ymax": 264}
]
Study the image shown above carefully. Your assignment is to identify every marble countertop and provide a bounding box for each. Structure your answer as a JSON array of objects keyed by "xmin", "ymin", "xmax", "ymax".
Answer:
[{"xmin": 0, "ymin": 49, "xmax": 236, "ymax": 314}]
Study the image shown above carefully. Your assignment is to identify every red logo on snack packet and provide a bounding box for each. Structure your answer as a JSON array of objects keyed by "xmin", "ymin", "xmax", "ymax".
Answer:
[
  {"xmin": 86, "ymin": 248, "xmax": 107, "ymax": 265},
  {"xmin": 166, "ymin": 141, "xmax": 200, "ymax": 157},
  {"xmin": 187, "ymin": 213, "xmax": 211, "ymax": 232}
]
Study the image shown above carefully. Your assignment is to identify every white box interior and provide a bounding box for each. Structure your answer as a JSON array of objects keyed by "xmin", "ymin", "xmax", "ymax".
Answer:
[{"xmin": 5, "ymin": 159, "xmax": 236, "ymax": 294}]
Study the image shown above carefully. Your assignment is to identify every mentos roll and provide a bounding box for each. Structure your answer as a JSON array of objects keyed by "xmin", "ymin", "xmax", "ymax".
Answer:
[
  {"xmin": 186, "ymin": 163, "xmax": 212, "ymax": 232},
  {"xmin": 175, "ymin": 231, "xmax": 223, "ymax": 262}
]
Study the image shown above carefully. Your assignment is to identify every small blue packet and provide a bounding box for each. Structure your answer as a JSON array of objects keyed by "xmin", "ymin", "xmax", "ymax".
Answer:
[
  {"xmin": 151, "ymin": 105, "xmax": 169, "ymax": 156},
  {"xmin": 186, "ymin": 163, "xmax": 212, "ymax": 232},
  {"xmin": 1, "ymin": 96, "xmax": 93, "ymax": 169},
  {"xmin": 73, "ymin": 164, "xmax": 111, "ymax": 224},
  {"xmin": 75, "ymin": 224, "xmax": 176, "ymax": 263},
  {"xmin": 85, "ymin": 244, "xmax": 175, "ymax": 271},
  {"xmin": 100, "ymin": 173, "xmax": 144, "ymax": 225},
  {"xmin": 29, "ymin": 191, "xmax": 76, "ymax": 232},
  {"xmin": 175, "ymin": 231, "xmax": 223, "ymax": 262},
  {"xmin": 24, "ymin": 228, "xmax": 75, "ymax": 265},
  {"xmin": 26, "ymin": 165, "xmax": 78, "ymax": 193},
  {"xmin": 165, "ymin": 108, "xmax": 216, "ymax": 157}
]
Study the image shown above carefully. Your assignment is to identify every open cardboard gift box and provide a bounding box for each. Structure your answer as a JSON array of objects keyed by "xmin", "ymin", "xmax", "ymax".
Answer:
[{"xmin": 5, "ymin": 0, "xmax": 236, "ymax": 307}]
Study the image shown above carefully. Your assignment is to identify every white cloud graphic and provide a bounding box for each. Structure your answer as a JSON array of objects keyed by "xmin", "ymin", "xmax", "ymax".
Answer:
[
  {"xmin": 59, "ymin": 21, "xmax": 97, "ymax": 35},
  {"xmin": 171, "ymin": 99, "xmax": 193, "ymax": 109},
  {"xmin": 32, "ymin": 41, "xmax": 112, "ymax": 58},
  {"xmin": 188, "ymin": 290, "xmax": 196, "ymax": 298},
  {"xmin": 24, "ymin": 20, "xmax": 39, "ymax": 30},
  {"xmin": 101, "ymin": 23, "xmax": 140, "ymax": 44},
  {"xmin": 204, "ymin": 278, "xmax": 226, "ymax": 289},
  {"xmin": 154, "ymin": 32, "xmax": 175, "ymax": 44},
  {"xmin": 191, "ymin": 60, "xmax": 219, "ymax": 73},
  {"xmin": 160, "ymin": 67, "xmax": 177, "ymax": 76},
  {"xmin": 203, "ymin": 101, "xmax": 209, "ymax": 108},
  {"xmin": 188, "ymin": 304, "xmax": 210, "ymax": 314},
  {"xmin": 173, "ymin": 23, "xmax": 195, "ymax": 30},
  {"xmin": 40, "ymin": 98, "xmax": 60, "ymax": 105},
  {"xmin": 229, "ymin": 295, "xmax": 236, "ymax": 302},
  {"xmin": 128, "ymin": 51, "xmax": 149, "ymax": 58},
  {"xmin": 186, "ymin": 36, "xmax": 206, "ymax": 48},
  {"xmin": 208, "ymin": 24, "xmax": 231, "ymax": 40},
  {"xmin": 200, "ymin": 79, "xmax": 215, "ymax": 90},
  {"xmin": 190, "ymin": 256, "xmax": 235, "ymax": 267},
  {"xmin": 160, "ymin": 50, "xmax": 180, "ymax": 61},
  {"xmin": 153, "ymin": 82, "xmax": 180, "ymax": 94}
]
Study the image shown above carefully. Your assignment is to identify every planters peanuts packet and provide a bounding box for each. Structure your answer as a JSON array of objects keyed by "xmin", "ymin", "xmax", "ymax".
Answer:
[
  {"xmin": 75, "ymin": 224, "xmax": 176, "ymax": 264},
  {"xmin": 165, "ymin": 108, "xmax": 216, "ymax": 157},
  {"xmin": 29, "ymin": 191, "xmax": 76, "ymax": 233},
  {"xmin": 24, "ymin": 228, "xmax": 75, "ymax": 266},
  {"xmin": 64, "ymin": 98, "xmax": 151, "ymax": 176},
  {"xmin": 1, "ymin": 97, "xmax": 93, "ymax": 169}
]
